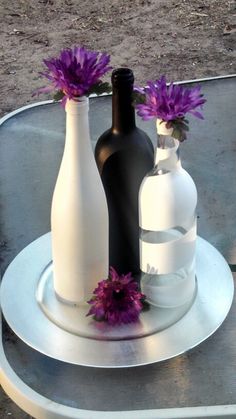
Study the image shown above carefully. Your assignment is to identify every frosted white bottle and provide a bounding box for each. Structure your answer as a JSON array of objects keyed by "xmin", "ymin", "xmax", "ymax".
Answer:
[
  {"xmin": 51, "ymin": 97, "xmax": 109, "ymax": 303},
  {"xmin": 139, "ymin": 120, "xmax": 197, "ymax": 307}
]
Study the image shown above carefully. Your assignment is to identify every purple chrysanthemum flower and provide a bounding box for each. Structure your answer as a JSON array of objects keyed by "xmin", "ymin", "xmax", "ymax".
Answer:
[
  {"xmin": 135, "ymin": 76, "xmax": 206, "ymax": 122},
  {"xmin": 87, "ymin": 267, "xmax": 145, "ymax": 325},
  {"xmin": 34, "ymin": 46, "xmax": 112, "ymax": 104}
]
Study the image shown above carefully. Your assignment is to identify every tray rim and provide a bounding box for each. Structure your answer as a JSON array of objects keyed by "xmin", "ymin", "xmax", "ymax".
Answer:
[{"xmin": 0, "ymin": 233, "xmax": 234, "ymax": 368}]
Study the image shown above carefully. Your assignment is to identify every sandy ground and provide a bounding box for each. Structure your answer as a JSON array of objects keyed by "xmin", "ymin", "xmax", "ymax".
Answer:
[
  {"xmin": 0, "ymin": 0, "xmax": 236, "ymax": 117},
  {"xmin": 0, "ymin": 0, "xmax": 236, "ymax": 417}
]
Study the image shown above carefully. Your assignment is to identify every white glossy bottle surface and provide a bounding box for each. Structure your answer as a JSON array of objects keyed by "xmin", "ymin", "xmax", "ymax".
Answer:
[
  {"xmin": 51, "ymin": 98, "xmax": 108, "ymax": 303},
  {"xmin": 139, "ymin": 136, "xmax": 197, "ymax": 308}
]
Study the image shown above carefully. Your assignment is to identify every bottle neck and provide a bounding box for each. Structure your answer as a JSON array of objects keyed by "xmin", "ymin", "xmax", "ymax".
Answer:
[
  {"xmin": 154, "ymin": 136, "xmax": 180, "ymax": 172},
  {"xmin": 65, "ymin": 97, "xmax": 91, "ymax": 155},
  {"xmin": 112, "ymin": 84, "xmax": 136, "ymax": 134}
]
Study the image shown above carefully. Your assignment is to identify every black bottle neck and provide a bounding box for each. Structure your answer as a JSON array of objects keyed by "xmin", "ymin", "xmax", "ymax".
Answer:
[{"xmin": 111, "ymin": 68, "xmax": 136, "ymax": 134}]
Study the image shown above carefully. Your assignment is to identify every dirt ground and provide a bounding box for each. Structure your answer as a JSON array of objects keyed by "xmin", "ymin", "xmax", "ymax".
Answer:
[
  {"xmin": 0, "ymin": 0, "xmax": 236, "ymax": 117},
  {"xmin": 0, "ymin": 0, "xmax": 236, "ymax": 417}
]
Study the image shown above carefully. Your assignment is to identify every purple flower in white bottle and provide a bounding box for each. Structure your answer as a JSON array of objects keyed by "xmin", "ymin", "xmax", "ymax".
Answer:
[
  {"xmin": 134, "ymin": 76, "xmax": 206, "ymax": 308},
  {"xmin": 36, "ymin": 46, "xmax": 112, "ymax": 303}
]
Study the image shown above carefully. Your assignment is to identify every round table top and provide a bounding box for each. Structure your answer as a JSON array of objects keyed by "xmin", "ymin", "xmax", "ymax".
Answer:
[{"xmin": 1, "ymin": 77, "xmax": 236, "ymax": 415}]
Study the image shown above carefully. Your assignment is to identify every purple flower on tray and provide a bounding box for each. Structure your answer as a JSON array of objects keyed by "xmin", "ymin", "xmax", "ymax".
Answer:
[
  {"xmin": 87, "ymin": 267, "xmax": 145, "ymax": 325},
  {"xmin": 34, "ymin": 46, "xmax": 112, "ymax": 105},
  {"xmin": 134, "ymin": 76, "xmax": 206, "ymax": 141}
]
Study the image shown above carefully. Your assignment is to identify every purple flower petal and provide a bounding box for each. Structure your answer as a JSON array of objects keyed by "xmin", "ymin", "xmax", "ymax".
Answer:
[
  {"xmin": 32, "ymin": 85, "xmax": 55, "ymax": 97},
  {"xmin": 87, "ymin": 267, "xmax": 145, "ymax": 325},
  {"xmin": 135, "ymin": 77, "xmax": 206, "ymax": 123},
  {"xmin": 188, "ymin": 109, "xmax": 204, "ymax": 119},
  {"xmin": 34, "ymin": 46, "xmax": 112, "ymax": 103}
]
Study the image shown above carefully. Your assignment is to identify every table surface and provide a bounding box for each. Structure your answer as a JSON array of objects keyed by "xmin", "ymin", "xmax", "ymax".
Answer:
[{"xmin": 0, "ymin": 77, "xmax": 236, "ymax": 412}]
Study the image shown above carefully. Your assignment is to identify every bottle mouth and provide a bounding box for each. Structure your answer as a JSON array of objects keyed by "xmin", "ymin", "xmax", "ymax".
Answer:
[
  {"xmin": 65, "ymin": 96, "xmax": 89, "ymax": 114},
  {"xmin": 112, "ymin": 68, "xmax": 134, "ymax": 86}
]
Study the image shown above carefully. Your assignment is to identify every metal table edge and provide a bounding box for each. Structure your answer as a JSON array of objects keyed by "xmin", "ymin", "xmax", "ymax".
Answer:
[
  {"xmin": 1, "ymin": 313, "xmax": 236, "ymax": 418},
  {"xmin": 1, "ymin": 76, "xmax": 236, "ymax": 417},
  {"xmin": 1, "ymin": 74, "xmax": 236, "ymax": 126}
]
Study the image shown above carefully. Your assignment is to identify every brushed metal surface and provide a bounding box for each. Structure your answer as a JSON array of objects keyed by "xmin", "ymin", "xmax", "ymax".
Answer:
[
  {"xmin": 36, "ymin": 261, "xmax": 195, "ymax": 340},
  {"xmin": 1, "ymin": 233, "xmax": 234, "ymax": 367}
]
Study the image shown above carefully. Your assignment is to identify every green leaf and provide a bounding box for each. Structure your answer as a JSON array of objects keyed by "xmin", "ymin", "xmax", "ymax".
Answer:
[
  {"xmin": 141, "ymin": 299, "xmax": 150, "ymax": 312},
  {"xmin": 171, "ymin": 117, "xmax": 190, "ymax": 142},
  {"xmin": 53, "ymin": 90, "xmax": 64, "ymax": 102},
  {"xmin": 172, "ymin": 127, "xmax": 182, "ymax": 141},
  {"xmin": 93, "ymin": 315, "xmax": 105, "ymax": 322},
  {"xmin": 132, "ymin": 91, "xmax": 146, "ymax": 105},
  {"xmin": 88, "ymin": 82, "xmax": 112, "ymax": 96},
  {"xmin": 172, "ymin": 125, "xmax": 187, "ymax": 142}
]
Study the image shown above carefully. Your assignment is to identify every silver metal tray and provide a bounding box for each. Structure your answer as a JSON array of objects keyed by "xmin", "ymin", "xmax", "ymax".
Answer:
[{"xmin": 0, "ymin": 233, "xmax": 234, "ymax": 368}]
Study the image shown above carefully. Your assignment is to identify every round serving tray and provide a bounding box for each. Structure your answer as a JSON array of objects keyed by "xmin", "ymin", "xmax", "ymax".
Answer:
[{"xmin": 0, "ymin": 233, "xmax": 234, "ymax": 368}]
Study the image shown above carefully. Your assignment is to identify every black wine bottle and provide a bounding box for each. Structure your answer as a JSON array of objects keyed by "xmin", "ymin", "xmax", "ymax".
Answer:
[{"xmin": 95, "ymin": 68, "xmax": 154, "ymax": 277}]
